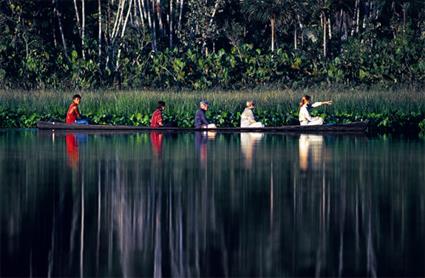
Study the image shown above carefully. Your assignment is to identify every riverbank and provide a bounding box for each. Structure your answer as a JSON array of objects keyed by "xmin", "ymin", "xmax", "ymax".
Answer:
[{"xmin": 1, "ymin": 89, "xmax": 425, "ymax": 133}]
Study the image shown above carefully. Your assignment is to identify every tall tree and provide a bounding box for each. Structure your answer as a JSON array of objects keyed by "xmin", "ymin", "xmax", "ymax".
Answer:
[{"xmin": 242, "ymin": 0, "xmax": 290, "ymax": 52}]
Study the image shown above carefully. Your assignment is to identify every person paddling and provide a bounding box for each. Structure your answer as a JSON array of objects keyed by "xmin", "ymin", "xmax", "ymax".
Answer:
[
  {"xmin": 194, "ymin": 100, "xmax": 217, "ymax": 129},
  {"xmin": 66, "ymin": 94, "xmax": 88, "ymax": 124},
  {"xmin": 299, "ymin": 95, "xmax": 332, "ymax": 126},
  {"xmin": 150, "ymin": 101, "xmax": 166, "ymax": 128},
  {"xmin": 240, "ymin": 100, "xmax": 264, "ymax": 128}
]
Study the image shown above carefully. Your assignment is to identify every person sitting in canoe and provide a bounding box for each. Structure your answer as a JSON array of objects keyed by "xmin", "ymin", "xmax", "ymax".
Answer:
[
  {"xmin": 240, "ymin": 100, "xmax": 264, "ymax": 128},
  {"xmin": 299, "ymin": 95, "xmax": 332, "ymax": 126},
  {"xmin": 150, "ymin": 101, "xmax": 166, "ymax": 128},
  {"xmin": 195, "ymin": 100, "xmax": 217, "ymax": 129},
  {"xmin": 66, "ymin": 94, "xmax": 89, "ymax": 124}
]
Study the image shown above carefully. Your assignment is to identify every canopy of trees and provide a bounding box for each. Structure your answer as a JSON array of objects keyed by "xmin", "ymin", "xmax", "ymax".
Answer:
[{"xmin": 0, "ymin": 0, "xmax": 424, "ymax": 89}]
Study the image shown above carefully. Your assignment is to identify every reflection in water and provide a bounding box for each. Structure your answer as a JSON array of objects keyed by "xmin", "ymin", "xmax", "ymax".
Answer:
[
  {"xmin": 65, "ymin": 132, "xmax": 88, "ymax": 169},
  {"xmin": 240, "ymin": 132, "xmax": 264, "ymax": 169},
  {"xmin": 195, "ymin": 131, "xmax": 216, "ymax": 165},
  {"xmin": 1, "ymin": 131, "xmax": 425, "ymax": 276},
  {"xmin": 66, "ymin": 133, "xmax": 79, "ymax": 168},
  {"xmin": 150, "ymin": 132, "xmax": 164, "ymax": 158},
  {"xmin": 298, "ymin": 134, "xmax": 324, "ymax": 171}
]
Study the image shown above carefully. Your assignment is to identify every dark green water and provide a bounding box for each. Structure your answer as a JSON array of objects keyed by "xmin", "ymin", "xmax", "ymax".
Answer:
[{"xmin": 1, "ymin": 130, "xmax": 425, "ymax": 277}]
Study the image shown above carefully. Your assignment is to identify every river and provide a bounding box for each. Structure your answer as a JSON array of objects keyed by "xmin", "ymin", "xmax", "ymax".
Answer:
[{"xmin": 1, "ymin": 130, "xmax": 424, "ymax": 276}]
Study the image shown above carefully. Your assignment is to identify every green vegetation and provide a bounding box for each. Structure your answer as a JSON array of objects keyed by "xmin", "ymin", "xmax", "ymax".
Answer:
[
  {"xmin": 1, "ymin": 89, "xmax": 425, "ymax": 133},
  {"xmin": 0, "ymin": 1, "xmax": 424, "ymax": 89}
]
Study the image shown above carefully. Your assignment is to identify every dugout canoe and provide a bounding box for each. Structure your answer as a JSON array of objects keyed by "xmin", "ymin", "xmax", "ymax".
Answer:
[{"xmin": 37, "ymin": 121, "xmax": 368, "ymax": 133}]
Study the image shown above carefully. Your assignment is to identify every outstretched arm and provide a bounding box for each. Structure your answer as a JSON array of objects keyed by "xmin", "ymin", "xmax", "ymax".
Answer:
[{"xmin": 311, "ymin": 100, "xmax": 332, "ymax": 108}]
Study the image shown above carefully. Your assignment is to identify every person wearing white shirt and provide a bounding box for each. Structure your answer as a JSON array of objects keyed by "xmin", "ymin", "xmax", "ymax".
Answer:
[
  {"xmin": 298, "ymin": 95, "xmax": 332, "ymax": 126},
  {"xmin": 240, "ymin": 101, "xmax": 264, "ymax": 128}
]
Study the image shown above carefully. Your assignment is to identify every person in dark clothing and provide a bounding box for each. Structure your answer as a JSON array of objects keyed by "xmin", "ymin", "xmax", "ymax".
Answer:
[{"xmin": 194, "ymin": 100, "xmax": 217, "ymax": 129}]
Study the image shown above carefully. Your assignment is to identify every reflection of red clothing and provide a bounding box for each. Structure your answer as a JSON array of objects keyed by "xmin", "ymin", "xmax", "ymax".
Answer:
[
  {"xmin": 150, "ymin": 132, "xmax": 163, "ymax": 156},
  {"xmin": 66, "ymin": 133, "xmax": 79, "ymax": 168},
  {"xmin": 66, "ymin": 103, "xmax": 80, "ymax": 124},
  {"xmin": 150, "ymin": 109, "xmax": 163, "ymax": 127}
]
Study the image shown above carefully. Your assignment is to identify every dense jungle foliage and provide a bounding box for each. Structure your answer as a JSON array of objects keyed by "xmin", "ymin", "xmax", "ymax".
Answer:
[{"xmin": 0, "ymin": 0, "xmax": 424, "ymax": 90}]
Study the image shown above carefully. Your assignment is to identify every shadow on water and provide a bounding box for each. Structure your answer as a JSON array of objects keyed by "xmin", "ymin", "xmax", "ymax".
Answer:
[{"xmin": 1, "ymin": 130, "xmax": 425, "ymax": 276}]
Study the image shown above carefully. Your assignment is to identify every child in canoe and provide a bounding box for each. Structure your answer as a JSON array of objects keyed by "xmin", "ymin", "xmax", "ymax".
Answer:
[
  {"xmin": 66, "ymin": 94, "xmax": 89, "ymax": 124},
  {"xmin": 240, "ymin": 100, "xmax": 264, "ymax": 128},
  {"xmin": 150, "ymin": 101, "xmax": 166, "ymax": 127},
  {"xmin": 299, "ymin": 95, "xmax": 332, "ymax": 125}
]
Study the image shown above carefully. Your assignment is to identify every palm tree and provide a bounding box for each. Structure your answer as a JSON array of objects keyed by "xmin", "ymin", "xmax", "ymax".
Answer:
[{"xmin": 242, "ymin": 0, "xmax": 292, "ymax": 52}]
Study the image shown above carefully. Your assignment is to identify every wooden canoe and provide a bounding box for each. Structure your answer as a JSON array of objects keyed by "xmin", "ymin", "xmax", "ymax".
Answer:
[{"xmin": 37, "ymin": 121, "xmax": 368, "ymax": 133}]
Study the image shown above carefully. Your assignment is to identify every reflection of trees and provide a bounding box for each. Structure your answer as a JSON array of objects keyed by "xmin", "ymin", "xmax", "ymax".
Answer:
[{"xmin": 1, "ymin": 132, "xmax": 425, "ymax": 276}]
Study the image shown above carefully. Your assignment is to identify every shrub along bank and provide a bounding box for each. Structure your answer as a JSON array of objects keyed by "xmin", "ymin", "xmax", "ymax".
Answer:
[{"xmin": 1, "ymin": 89, "xmax": 425, "ymax": 134}]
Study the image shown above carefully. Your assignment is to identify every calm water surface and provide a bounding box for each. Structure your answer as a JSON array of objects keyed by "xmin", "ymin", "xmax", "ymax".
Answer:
[{"xmin": 1, "ymin": 129, "xmax": 425, "ymax": 277}]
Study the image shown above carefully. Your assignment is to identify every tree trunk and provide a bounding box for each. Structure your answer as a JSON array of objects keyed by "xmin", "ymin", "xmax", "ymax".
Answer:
[
  {"xmin": 351, "ymin": 0, "xmax": 359, "ymax": 36},
  {"xmin": 202, "ymin": 0, "xmax": 222, "ymax": 55},
  {"xmin": 169, "ymin": 0, "xmax": 173, "ymax": 48},
  {"xmin": 143, "ymin": 0, "xmax": 152, "ymax": 29},
  {"xmin": 150, "ymin": 0, "xmax": 158, "ymax": 51},
  {"xmin": 98, "ymin": 0, "xmax": 102, "ymax": 67},
  {"xmin": 133, "ymin": 0, "xmax": 137, "ymax": 25},
  {"xmin": 53, "ymin": 0, "xmax": 69, "ymax": 59},
  {"xmin": 322, "ymin": 12, "xmax": 327, "ymax": 58},
  {"xmin": 51, "ymin": 2, "xmax": 57, "ymax": 48},
  {"xmin": 116, "ymin": 0, "xmax": 133, "ymax": 71},
  {"xmin": 402, "ymin": 3, "xmax": 406, "ymax": 33},
  {"xmin": 338, "ymin": 8, "xmax": 343, "ymax": 38},
  {"xmin": 136, "ymin": 0, "xmax": 146, "ymax": 28},
  {"xmin": 177, "ymin": 0, "xmax": 184, "ymax": 33},
  {"xmin": 156, "ymin": 0, "xmax": 164, "ymax": 36},
  {"xmin": 355, "ymin": 0, "xmax": 360, "ymax": 34},
  {"xmin": 73, "ymin": 0, "xmax": 82, "ymax": 36},
  {"xmin": 81, "ymin": 0, "xmax": 86, "ymax": 59},
  {"xmin": 298, "ymin": 14, "xmax": 304, "ymax": 47},
  {"xmin": 328, "ymin": 17, "xmax": 332, "ymax": 39},
  {"xmin": 271, "ymin": 14, "xmax": 275, "ymax": 52},
  {"xmin": 105, "ymin": 0, "xmax": 111, "ymax": 68},
  {"xmin": 112, "ymin": 0, "xmax": 125, "ymax": 40},
  {"xmin": 73, "ymin": 0, "xmax": 84, "ymax": 57},
  {"xmin": 294, "ymin": 24, "xmax": 297, "ymax": 50}
]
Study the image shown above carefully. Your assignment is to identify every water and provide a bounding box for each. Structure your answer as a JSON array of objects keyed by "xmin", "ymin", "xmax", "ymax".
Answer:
[{"xmin": 1, "ymin": 129, "xmax": 425, "ymax": 277}]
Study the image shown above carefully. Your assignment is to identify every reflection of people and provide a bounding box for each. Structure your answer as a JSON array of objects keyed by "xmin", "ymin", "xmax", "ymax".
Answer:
[
  {"xmin": 240, "ymin": 133, "xmax": 264, "ymax": 168},
  {"xmin": 66, "ymin": 133, "xmax": 79, "ymax": 168},
  {"xmin": 195, "ymin": 131, "xmax": 216, "ymax": 164},
  {"xmin": 298, "ymin": 134, "xmax": 324, "ymax": 171},
  {"xmin": 240, "ymin": 101, "xmax": 264, "ymax": 128},
  {"xmin": 66, "ymin": 94, "xmax": 89, "ymax": 125},
  {"xmin": 299, "ymin": 95, "xmax": 332, "ymax": 126},
  {"xmin": 150, "ymin": 101, "xmax": 166, "ymax": 128},
  {"xmin": 150, "ymin": 132, "xmax": 164, "ymax": 157},
  {"xmin": 194, "ymin": 100, "xmax": 217, "ymax": 129}
]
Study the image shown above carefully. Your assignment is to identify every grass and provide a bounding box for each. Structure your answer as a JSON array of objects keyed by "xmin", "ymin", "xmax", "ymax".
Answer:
[{"xmin": 1, "ymin": 88, "xmax": 425, "ymax": 130}]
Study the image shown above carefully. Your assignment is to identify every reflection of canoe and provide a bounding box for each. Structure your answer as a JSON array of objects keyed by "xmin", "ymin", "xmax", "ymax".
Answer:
[{"xmin": 37, "ymin": 121, "xmax": 368, "ymax": 133}]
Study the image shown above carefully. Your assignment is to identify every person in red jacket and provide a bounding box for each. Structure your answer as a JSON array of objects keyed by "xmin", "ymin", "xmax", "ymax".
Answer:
[
  {"xmin": 150, "ymin": 101, "xmax": 166, "ymax": 128},
  {"xmin": 66, "ymin": 94, "xmax": 88, "ymax": 124}
]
